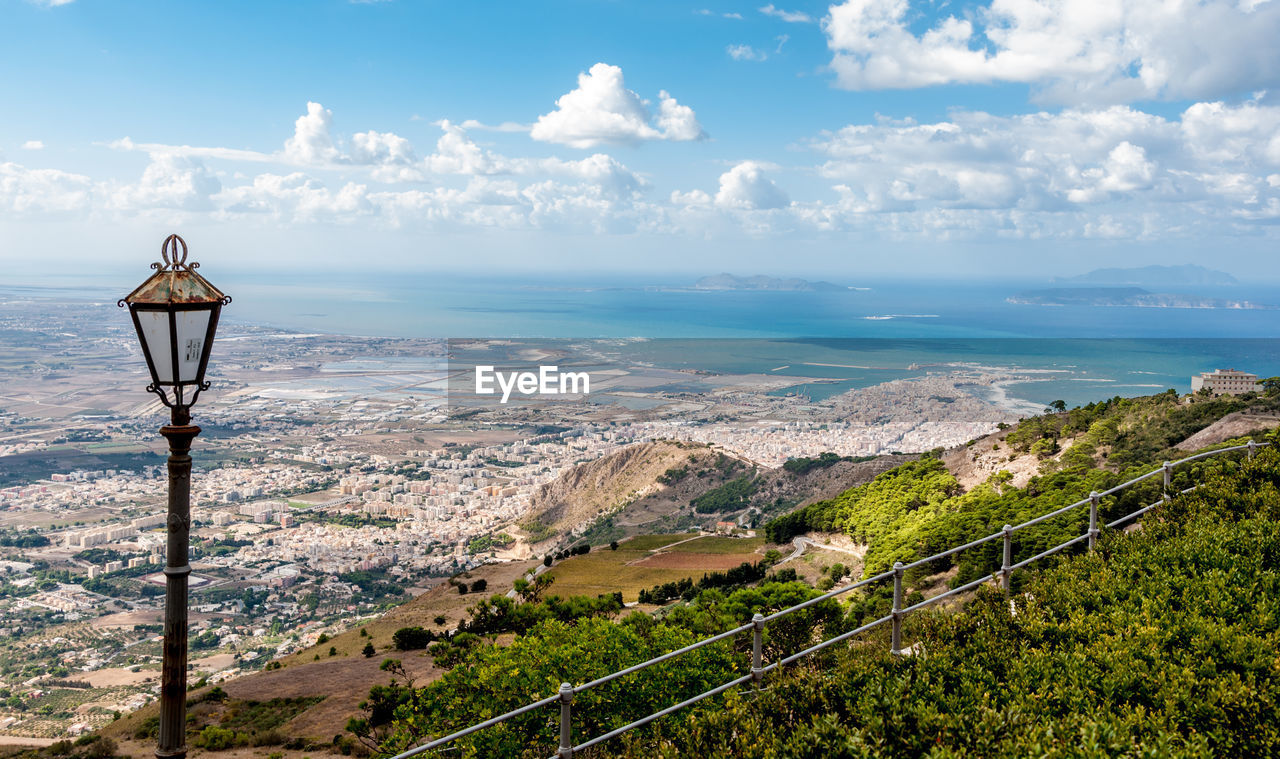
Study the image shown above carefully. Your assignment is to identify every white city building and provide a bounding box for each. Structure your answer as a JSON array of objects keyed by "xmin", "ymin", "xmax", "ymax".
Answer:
[{"xmin": 1192, "ymin": 368, "xmax": 1259, "ymax": 396}]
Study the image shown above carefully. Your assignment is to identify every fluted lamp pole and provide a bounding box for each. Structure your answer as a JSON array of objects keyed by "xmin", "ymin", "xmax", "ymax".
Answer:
[{"xmin": 120, "ymin": 234, "xmax": 230, "ymax": 759}]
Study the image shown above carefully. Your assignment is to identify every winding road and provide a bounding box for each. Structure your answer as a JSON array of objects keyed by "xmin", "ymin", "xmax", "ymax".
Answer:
[{"xmin": 776, "ymin": 536, "xmax": 865, "ymax": 566}]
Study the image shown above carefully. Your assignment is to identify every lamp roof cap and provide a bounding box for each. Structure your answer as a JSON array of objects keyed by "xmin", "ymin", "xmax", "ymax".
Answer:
[{"xmin": 122, "ymin": 234, "xmax": 227, "ymax": 306}]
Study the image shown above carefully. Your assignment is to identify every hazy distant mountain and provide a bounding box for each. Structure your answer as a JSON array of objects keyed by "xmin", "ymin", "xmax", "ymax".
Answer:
[
  {"xmin": 694, "ymin": 273, "xmax": 847, "ymax": 291},
  {"xmin": 1052, "ymin": 265, "xmax": 1238, "ymax": 287},
  {"xmin": 1008, "ymin": 287, "xmax": 1271, "ymax": 309}
]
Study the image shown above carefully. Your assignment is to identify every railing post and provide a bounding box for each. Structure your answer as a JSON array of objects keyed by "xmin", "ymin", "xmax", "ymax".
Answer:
[
  {"xmin": 890, "ymin": 561, "xmax": 904, "ymax": 655},
  {"xmin": 1248, "ymin": 440, "xmax": 1256, "ymax": 460},
  {"xmin": 750, "ymin": 613, "xmax": 764, "ymax": 689},
  {"xmin": 1088, "ymin": 492, "xmax": 1100, "ymax": 551},
  {"xmin": 1162, "ymin": 461, "xmax": 1172, "ymax": 500},
  {"xmin": 1001, "ymin": 525, "xmax": 1012, "ymax": 595},
  {"xmin": 557, "ymin": 682, "xmax": 573, "ymax": 758}
]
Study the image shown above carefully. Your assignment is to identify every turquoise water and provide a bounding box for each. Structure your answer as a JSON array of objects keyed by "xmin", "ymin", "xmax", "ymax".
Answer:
[
  {"xmin": 444, "ymin": 338, "xmax": 1280, "ymax": 410},
  {"xmin": 8, "ymin": 274, "xmax": 1280, "ymax": 409},
  {"xmin": 7, "ymin": 274, "xmax": 1280, "ymax": 340}
]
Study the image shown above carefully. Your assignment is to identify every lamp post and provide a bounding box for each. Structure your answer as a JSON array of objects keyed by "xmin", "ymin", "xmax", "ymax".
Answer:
[{"xmin": 120, "ymin": 234, "xmax": 230, "ymax": 759}]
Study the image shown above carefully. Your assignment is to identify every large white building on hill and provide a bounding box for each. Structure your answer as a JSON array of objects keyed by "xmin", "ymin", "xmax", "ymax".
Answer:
[{"xmin": 1191, "ymin": 368, "xmax": 1259, "ymax": 395}]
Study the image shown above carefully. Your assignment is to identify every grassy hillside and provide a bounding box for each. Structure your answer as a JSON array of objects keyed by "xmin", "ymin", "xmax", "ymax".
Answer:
[
  {"xmin": 613, "ymin": 449, "xmax": 1280, "ymax": 758},
  {"xmin": 766, "ymin": 390, "xmax": 1280, "ymax": 583},
  {"xmin": 349, "ymin": 390, "xmax": 1280, "ymax": 758},
  {"xmin": 356, "ymin": 449, "xmax": 1280, "ymax": 758}
]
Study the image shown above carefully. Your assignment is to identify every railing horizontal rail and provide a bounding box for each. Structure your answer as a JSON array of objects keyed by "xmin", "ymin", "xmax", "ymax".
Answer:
[
  {"xmin": 395, "ymin": 693, "xmax": 563, "ymax": 758},
  {"xmin": 1095, "ymin": 469, "xmax": 1161, "ymax": 498},
  {"xmin": 573, "ymin": 621, "xmax": 753, "ymax": 694},
  {"xmin": 1009, "ymin": 533, "xmax": 1090, "ymax": 572},
  {"xmin": 563, "ymin": 673, "xmax": 756, "ymax": 756},
  {"xmin": 902, "ymin": 572, "xmax": 1000, "ymax": 614},
  {"xmin": 761, "ymin": 569, "xmax": 894, "ymax": 623},
  {"xmin": 1178, "ymin": 447, "xmax": 1242, "ymax": 464},
  {"xmin": 1012, "ymin": 497, "xmax": 1089, "ymax": 531},
  {"xmin": 776, "ymin": 614, "xmax": 893, "ymax": 667},
  {"xmin": 901, "ymin": 531, "xmax": 1001, "ymax": 570},
  {"xmin": 389, "ymin": 440, "xmax": 1268, "ymax": 759},
  {"xmin": 1107, "ymin": 498, "xmax": 1164, "ymax": 529}
]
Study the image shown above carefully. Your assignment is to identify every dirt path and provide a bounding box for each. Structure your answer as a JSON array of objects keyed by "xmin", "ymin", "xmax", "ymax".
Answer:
[
  {"xmin": 777, "ymin": 536, "xmax": 866, "ymax": 566},
  {"xmin": 0, "ymin": 736, "xmax": 57, "ymax": 747}
]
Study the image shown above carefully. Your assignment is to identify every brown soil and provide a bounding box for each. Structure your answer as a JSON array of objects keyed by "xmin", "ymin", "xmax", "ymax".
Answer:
[
  {"xmin": 632, "ymin": 552, "xmax": 759, "ymax": 570},
  {"xmin": 221, "ymin": 652, "xmax": 443, "ymax": 740},
  {"xmin": 89, "ymin": 609, "xmax": 164, "ymax": 629},
  {"xmin": 81, "ymin": 667, "xmax": 156, "ymax": 688},
  {"xmin": 943, "ymin": 428, "xmax": 1055, "ymax": 491},
  {"xmin": 1176, "ymin": 410, "xmax": 1280, "ymax": 451}
]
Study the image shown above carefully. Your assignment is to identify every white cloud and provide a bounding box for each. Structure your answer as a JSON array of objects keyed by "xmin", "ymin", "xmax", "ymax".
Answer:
[
  {"xmin": 349, "ymin": 130, "xmax": 416, "ymax": 166},
  {"xmin": 802, "ymin": 99, "xmax": 1280, "ymax": 239},
  {"xmin": 112, "ymin": 154, "xmax": 222, "ymax": 212},
  {"xmin": 0, "ymin": 162, "xmax": 93, "ymax": 215},
  {"xmin": 14, "ymin": 93, "xmax": 1280, "ymax": 245},
  {"xmin": 423, "ymin": 121, "xmax": 646, "ymax": 196},
  {"xmin": 760, "ymin": 4, "xmax": 812, "ymax": 22},
  {"xmin": 107, "ymin": 136, "xmax": 274, "ymax": 163},
  {"xmin": 1180, "ymin": 99, "xmax": 1280, "ymax": 166},
  {"xmin": 22, "ymin": 141, "xmax": 44, "ymax": 151},
  {"xmin": 727, "ymin": 45, "xmax": 768, "ymax": 62},
  {"xmin": 697, "ymin": 9, "xmax": 745, "ymax": 19},
  {"xmin": 530, "ymin": 63, "xmax": 706, "ymax": 148},
  {"xmin": 283, "ymin": 102, "xmax": 341, "ymax": 164},
  {"xmin": 715, "ymin": 161, "xmax": 790, "ymax": 209},
  {"xmin": 671, "ymin": 189, "xmax": 712, "ymax": 206},
  {"xmin": 538, "ymin": 153, "xmax": 646, "ymax": 198},
  {"xmin": 218, "ymin": 173, "xmax": 374, "ymax": 221},
  {"xmin": 426, "ymin": 121, "xmax": 511, "ymax": 176},
  {"xmin": 349, "ymin": 129, "xmax": 423, "ymax": 181},
  {"xmin": 25, "ymin": 0, "xmax": 74, "ymax": 6},
  {"xmin": 823, "ymin": 0, "xmax": 1280, "ymax": 104},
  {"xmin": 654, "ymin": 90, "xmax": 705, "ymax": 142},
  {"xmin": 457, "ymin": 120, "xmax": 530, "ymax": 133},
  {"xmin": 114, "ymin": 103, "xmax": 424, "ymax": 178},
  {"xmin": 1065, "ymin": 141, "xmax": 1156, "ymax": 203}
]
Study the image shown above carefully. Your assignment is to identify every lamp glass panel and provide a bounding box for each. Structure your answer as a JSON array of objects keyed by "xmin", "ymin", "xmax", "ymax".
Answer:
[
  {"xmin": 174, "ymin": 309, "xmax": 213, "ymax": 383},
  {"xmin": 135, "ymin": 310, "xmax": 174, "ymax": 383}
]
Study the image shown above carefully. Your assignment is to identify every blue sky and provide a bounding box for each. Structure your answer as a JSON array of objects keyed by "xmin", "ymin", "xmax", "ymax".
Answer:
[{"xmin": 3, "ymin": 0, "xmax": 1279, "ymax": 280}]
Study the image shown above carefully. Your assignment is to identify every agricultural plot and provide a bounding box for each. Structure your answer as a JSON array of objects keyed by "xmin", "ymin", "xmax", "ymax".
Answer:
[
  {"xmin": 2, "ymin": 685, "xmax": 138, "ymax": 738},
  {"xmin": 546, "ymin": 533, "xmax": 768, "ymax": 602}
]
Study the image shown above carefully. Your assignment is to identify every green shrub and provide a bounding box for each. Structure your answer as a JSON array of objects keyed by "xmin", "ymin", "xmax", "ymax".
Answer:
[
  {"xmin": 194, "ymin": 725, "xmax": 246, "ymax": 751},
  {"xmin": 392, "ymin": 626, "xmax": 436, "ymax": 651}
]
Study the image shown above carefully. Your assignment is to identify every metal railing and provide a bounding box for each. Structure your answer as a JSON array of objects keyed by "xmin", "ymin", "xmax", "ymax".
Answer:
[{"xmin": 390, "ymin": 440, "xmax": 1269, "ymax": 759}]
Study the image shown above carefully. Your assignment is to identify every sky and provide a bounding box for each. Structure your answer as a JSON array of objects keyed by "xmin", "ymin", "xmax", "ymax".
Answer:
[{"xmin": 2, "ymin": 0, "xmax": 1279, "ymax": 281}]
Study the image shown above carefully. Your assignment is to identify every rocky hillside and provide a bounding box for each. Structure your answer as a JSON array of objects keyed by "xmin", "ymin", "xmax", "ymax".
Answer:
[
  {"xmin": 518, "ymin": 440, "xmax": 909, "ymax": 548},
  {"xmin": 519, "ymin": 440, "xmax": 723, "ymax": 542}
]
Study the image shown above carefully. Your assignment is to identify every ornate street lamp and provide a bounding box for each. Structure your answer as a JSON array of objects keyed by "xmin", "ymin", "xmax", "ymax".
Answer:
[{"xmin": 120, "ymin": 234, "xmax": 230, "ymax": 759}]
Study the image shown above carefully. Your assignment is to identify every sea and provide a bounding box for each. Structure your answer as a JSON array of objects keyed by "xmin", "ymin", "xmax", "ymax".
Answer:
[{"xmin": 6, "ymin": 272, "xmax": 1280, "ymax": 410}]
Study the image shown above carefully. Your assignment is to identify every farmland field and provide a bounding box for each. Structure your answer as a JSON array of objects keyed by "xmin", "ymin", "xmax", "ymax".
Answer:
[
  {"xmin": 545, "ymin": 533, "xmax": 769, "ymax": 602},
  {"xmin": 622, "ymin": 533, "xmax": 697, "ymax": 551}
]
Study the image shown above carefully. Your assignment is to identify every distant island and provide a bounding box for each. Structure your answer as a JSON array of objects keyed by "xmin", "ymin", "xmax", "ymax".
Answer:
[
  {"xmin": 1009, "ymin": 287, "xmax": 1272, "ymax": 309},
  {"xmin": 694, "ymin": 273, "xmax": 847, "ymax": 292},
  {"xmin": 1052, "ymin": 264, "xmax": 1238, "ymax": 287}
]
